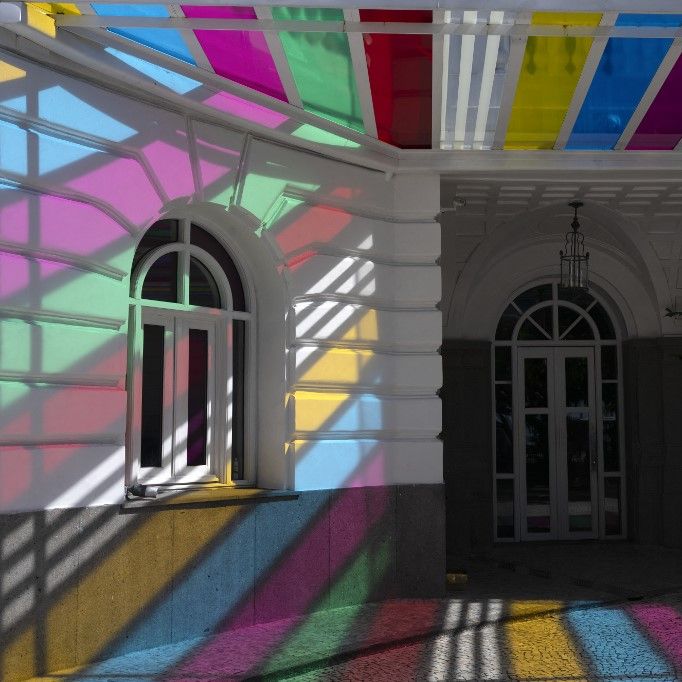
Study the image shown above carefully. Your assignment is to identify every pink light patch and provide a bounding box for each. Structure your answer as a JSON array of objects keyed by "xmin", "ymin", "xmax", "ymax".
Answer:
[
  {"xmin": 141, "ymin": 139, "xmax": 195, "ymax": 200},
  {"xmin": 630, "ymin": 603, "xmax": 682, "ymax": 667},
  {"xmin": 67, "ymin": 156, "xmax": 163, "ymax": 226},
  {"xmin": 203, "ymin": 92, "xmax": 288, "ymax": 129},
  {"xmin": 0, "ymin": 195, "xmax": 30, "ymax": 243},
  {"xmin": 0, "ymin": 447, "xmax": 31, "ymax": 506},
  {"xmin": 348, "ymin": 447, "xmax": 387, "ymax": 488},
  {"xmin": 181, "ymin": 5, "xmax": 286, "ymax": 102},
  {"xmin": 0, "ymin": 253, "xmax": 30, "ymax": 299}
]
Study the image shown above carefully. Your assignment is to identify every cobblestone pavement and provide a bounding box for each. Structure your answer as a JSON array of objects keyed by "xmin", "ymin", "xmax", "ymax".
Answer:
[{"xmin": 34, "ymin": 546, "xmax": 682, "ymax": 682}]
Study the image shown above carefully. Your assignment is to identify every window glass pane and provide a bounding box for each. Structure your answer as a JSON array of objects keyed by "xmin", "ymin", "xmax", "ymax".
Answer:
[
  {"xmin": 526, "ymin": 414, "xmax": 550, "ymax": 533},
  {"xmin": 495, "ymin": 304, "xmax": 521, "ymax": 340},
  {"xmin": 187, "ymin": 329, "xmax": 209, "ymax": 466},
  {"xmin": 559, "ymin": 287, "xmax": 594, "ymax": 309},
  {"xmin": 602, "ymin": 382, "xmax": 617, "ymax": 419},
  {"xmin": 563, "ymin": 317, "xmax": 594, "ymax": 340},
  {"xmin": 231, "ymin": 320, "xmax": 246, "ymax": 480},
  {"xmin": 518, "ymin": 318, "xmax": 547, "ymax": 340},
  {"xmin": 496, "ymin": 384, "xmax": 513, "ymax": 474},
  {"xmin": 558, "ymin": 306, "xmax": 580, "ymax": 337},
  {"xmin": 191, "ymin": 225, "xmax": 246, "ymax": 311},
  {"xmin": 525, "ymin": 357, "xmax": 547, "ymax": 408},
  {"xmin": 531, "ymin": 307, "xmax": 553, "ymax": 338},
  {"xmin": 141, "ymin": 324, "xmax": 164, "ymax": 468},
  {"xmin": 590, "ymin": 302, "xmax": 616, "ymax": 339},
  {"xmin": 132, "ymin": 219, "xmax": 179, "ymax": 275},
  {"xmin": 496, "ymin": 478, "xmax": 514, "ymax": 538},
  {"xmin": 142, "ymin": 252, "xmax": 178, "ymax": 302},
  {"xmin": 513, "ymin": 284, "xmax": 552, "ymax": 312},
  {"xmin": 604, "ymin": 477, "xmax": 622, "ymax": 535},
  {"xmin": 495, "ymin": 346, "xmax": 512, "ymax": 381},
  {"xmin": 189, "ymin": 256, "xmax": 221, "ymax": 308},
  {"xmin": 565, "ymin": 357, "xmax": 589, "ymax": 407},
  {"xmin": 567, "ymin": 412, "xmax": 593, "ymax": 532},
  {"xmin": 601, "ymin": 345, "xmax": 618, "ymax": 380}
]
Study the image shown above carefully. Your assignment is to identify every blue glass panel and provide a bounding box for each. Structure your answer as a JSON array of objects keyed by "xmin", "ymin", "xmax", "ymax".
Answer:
[
  {"xmin": 566, "ymin": 14, "xmax": 682, "ymax": 150},
  {"xmin": 92, "ymin": 4, "xmax": 196, "ymax": 65}
]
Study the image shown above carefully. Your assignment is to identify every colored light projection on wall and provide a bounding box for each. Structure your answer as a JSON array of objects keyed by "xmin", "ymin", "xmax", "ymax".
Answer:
[{"xmin": 505, "ymin": 12, "xmax": 602, "ymax": 149}]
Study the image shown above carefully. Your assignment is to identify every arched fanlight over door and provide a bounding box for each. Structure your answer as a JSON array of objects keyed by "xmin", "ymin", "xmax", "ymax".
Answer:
[
  {"xmin": 492, "ymin": 282, "xmax": 624, "ymax": 543},
  {"xmin": 129, "ymin": 219, "xmax": 252, "ymax": 487}
]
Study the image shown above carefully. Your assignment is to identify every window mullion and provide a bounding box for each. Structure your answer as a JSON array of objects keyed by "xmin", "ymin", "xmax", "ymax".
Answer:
[{"xmin": 179, "ymin": 219, "xmax": 191, "ymax": 306}]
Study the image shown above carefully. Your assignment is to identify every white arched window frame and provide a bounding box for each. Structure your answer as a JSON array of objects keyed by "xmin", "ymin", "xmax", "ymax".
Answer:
[
  {"xmin": 492, "ymin": 281, "xmax": 626, "ymax": 542},
  {"xmin": 126, "ymin": 218, "xmax": 255, "ymax": 487}
]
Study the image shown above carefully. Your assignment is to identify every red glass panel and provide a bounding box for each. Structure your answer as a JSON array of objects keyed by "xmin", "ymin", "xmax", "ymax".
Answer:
[{"xmin": 359, "ymin": 10, "xmax": 432, "ymax": 149}]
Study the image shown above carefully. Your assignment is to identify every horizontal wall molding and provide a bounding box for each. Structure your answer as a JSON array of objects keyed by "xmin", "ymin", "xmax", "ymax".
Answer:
[
  {"xmin": 288, "ymin": 383, "xmax": 439, "ymax": 397},
  {"xmin": 0, "ymin": 305, "xmax": 125, "ymax": 330},
  {"xmin": 0, "ymin": 435, "xmax": 123, "ymax": 447},
  {"xmin": 283, "ymin": 245, "xmax": 438, "ymax": 268},
  {"xmin": 0, "ymin": 240, "xmax": 127, "ymax": 281},
  {"xmin": 289, "ymin": 431, "xmax": 441, "ymax": 441},
  {"xmin": 0, "ymin": 371, "xmax": 122, "ymax": 388},
  {"xmin": 291, "ymin": 294, "xmax": 439, "ymax": 311},
  {"xmin": 281, "ymin": 188, "xmax": 439, "ymax": 224}
]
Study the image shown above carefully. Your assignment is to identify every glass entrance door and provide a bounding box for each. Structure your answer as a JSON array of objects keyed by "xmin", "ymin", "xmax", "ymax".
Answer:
[{"xmin": 517, "ymin": 347, "xmax": 598, "ymax": 540}]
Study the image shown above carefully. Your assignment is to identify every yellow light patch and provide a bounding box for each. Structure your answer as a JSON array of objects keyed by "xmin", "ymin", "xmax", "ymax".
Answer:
[
  {"xmin": 506, "ymin": 601, "xmax": 586, "ymax": 679},
  {"xmin": 340, "ymin": 309, "xmax": 378, "ymax": 343},
  {"xmin": 299, "ymin": 348, "xmax": 373, "ymax": 385},
  {"xmin": 505, "ymin": 12, "xmax": 602, "ymax": 149},
  {"xmin": 26, "ymin": 4, "xmax": 56, "ymax": 37},
  {"xmin": 0, "ymin": 60, "xmax": 26, "ymax": 83},
  {"xmin": 30, "ymin": 2, "xmax": 81, "ymax": 14},
  {"xmin": 294, "ymin": 391, "xmax": 351, "ymax": 432}
]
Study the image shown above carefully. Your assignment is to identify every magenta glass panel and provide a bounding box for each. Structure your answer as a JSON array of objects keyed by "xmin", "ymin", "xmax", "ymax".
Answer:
[
  {"xmin": 181, "ymin": 5, "xmax": 286, "ymax": 101},
  {"xmin": 187, "ymin": 328, "xmax": 209, "ymax": 466},
  {"xmin": 627, "ymin": 55, "xmax": 682, "ymax": 150}
]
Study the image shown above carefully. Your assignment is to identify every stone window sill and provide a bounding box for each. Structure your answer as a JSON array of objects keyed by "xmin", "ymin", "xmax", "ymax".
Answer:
[{"xmin": 121, "ymin": 486, "xmax": 298, "ymax": 512}]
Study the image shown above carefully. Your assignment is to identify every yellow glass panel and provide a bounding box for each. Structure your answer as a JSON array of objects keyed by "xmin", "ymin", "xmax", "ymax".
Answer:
[{"xmin": 505, "ymin": 12, "xmax": 601, "ymax": 149}]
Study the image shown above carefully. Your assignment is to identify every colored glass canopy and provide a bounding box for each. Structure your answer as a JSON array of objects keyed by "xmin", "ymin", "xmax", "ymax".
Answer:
[{"xmin": 29, "ymin": 4, "xmax": 682, "ymax": 151}]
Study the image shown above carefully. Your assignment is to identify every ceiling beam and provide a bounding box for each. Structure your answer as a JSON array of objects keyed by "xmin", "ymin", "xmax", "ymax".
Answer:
[{"xmin": 52, "ymin": 15, "xmax": 682, "ymax": 39}]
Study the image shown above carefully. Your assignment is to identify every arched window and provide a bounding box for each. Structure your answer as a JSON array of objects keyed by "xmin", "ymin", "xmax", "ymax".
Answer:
[
  {"xmin": 128, "ymin": 219, "xmax": 252, "ymax": 486},
  {"xmin": 492, "ymin": 282, "xmax": 624, "ymax": 542}
]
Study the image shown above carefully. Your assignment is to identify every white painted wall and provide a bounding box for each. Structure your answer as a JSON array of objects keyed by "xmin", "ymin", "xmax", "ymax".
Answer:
[{"xmin": 0, "ymin": 49, "xmax": 443, "ymax": 512}]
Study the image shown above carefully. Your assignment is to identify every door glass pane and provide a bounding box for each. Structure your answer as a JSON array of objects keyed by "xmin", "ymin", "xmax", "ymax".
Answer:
[
  {"xmin": 187, "ymin": 329, "xmax": 209, "ymax": 466},
  {"xmin": 496, "ymin": 478, "xmax": 514, "ymax": 538},
  {"xmin": 496, "ymin": 384, "xmax": 513, "ymax": 473},
  {"xmin": 514, "ymin": 284, "xmax": 552, "ymax": 312},
  {"xmin": 603, "ymin": 383, "xmax": 619, "ymax": 471},
  {"xmin": 189, "ymin": 256, "xmax": 221, "ymax": 308},
  {"xmin": 142, "ymin": 252, "xmax": 178, "ymax": 302},
  {"xmin": 604, "ymin": 477, "xmax": 622, "ymax": 535},
  {"xmin": 601, "ymin": 345, "xmax": 618, "ymax": 380},
  {"xmin": 231, "ymin": 320, "xmax": 246, "ymax": 480},
  {"xmin": 526, "ymin": 414, "xmax": 550, "ymax": 533},
  {"xmin": 495, "ymin": 346, "xmax": 512, "ymax": 381},
  {"xmin": 566, "ymin": 412, "xmax": 592, "ymax": 531},
  {"xmin": 524, "ymin": 358, "xmax": 548, "ymax": 408},
  {"xmin": 565, "ymin": 357, "xmax": 589, "ymax": 407},
  {"xmin": 141, "ymin": 324, "xmax": 164, "ymax": 468}
]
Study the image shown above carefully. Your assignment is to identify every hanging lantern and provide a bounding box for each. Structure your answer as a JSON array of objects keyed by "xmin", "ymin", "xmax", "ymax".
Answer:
[{"xmin": 560, "ymin": 201, "xmax": 589, "ymax": 291}]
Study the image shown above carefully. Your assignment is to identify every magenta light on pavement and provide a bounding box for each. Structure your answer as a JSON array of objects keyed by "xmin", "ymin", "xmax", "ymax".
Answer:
[
  {"xmin": 627, "ymin": 54, "xmax": 682, "ymax": 150},
  {"xmin": 180, "ymin": 6, "xmax": 286, "ymax": 102}
]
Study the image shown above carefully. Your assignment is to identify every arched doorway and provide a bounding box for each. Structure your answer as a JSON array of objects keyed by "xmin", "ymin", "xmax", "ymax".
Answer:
[{"xmin": 493, "ymin": 282, "xmax": 625, "ymax": 541}]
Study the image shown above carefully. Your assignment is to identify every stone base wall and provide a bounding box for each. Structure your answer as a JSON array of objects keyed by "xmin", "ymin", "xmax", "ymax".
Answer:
[{"xmin": 0, "ymin": 484, "xmax": 444, "ymax": 682}]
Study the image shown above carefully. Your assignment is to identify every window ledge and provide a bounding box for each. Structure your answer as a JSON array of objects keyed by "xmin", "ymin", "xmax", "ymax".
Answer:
[{"xmin": 121, "ymin": 486, "xmax": 298, "ymax": 512}]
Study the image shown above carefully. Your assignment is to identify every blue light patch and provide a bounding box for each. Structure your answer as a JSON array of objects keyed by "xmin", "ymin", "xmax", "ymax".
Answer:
[
  {"xmin": 0, "ymin": 121, "xmax": 28, "ymax": 175},
  {"xmin": 39, "ymin": 86, "xmax": 136, "ymax": 142},
  {"xmin": 91, "ymin": 4, "xmax": 196, "ymax": 65},
  {"xmin": 566, "ymin": 604, "xmax": 674, "ymax": 680},
  {"xmin": 105, "ymin": 47, "xmax": 202, "ymax": 95},
  {"xmin": 0, "ymin": 95, "xmax": 27, "ymax": 113},
  {"xmin": 567, "ymin": 14, "xmax": 682, "ymax": 150},
  {"xmin": 38, "ymin": 132, "xmax": 100, "ymax": 175}
]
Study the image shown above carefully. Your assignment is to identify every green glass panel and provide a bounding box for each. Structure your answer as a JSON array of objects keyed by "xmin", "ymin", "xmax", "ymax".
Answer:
[{"xmin": 272, "ymin": 7, "xmax": 365, "ymax": 132}]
